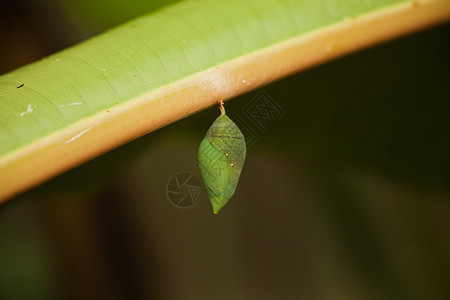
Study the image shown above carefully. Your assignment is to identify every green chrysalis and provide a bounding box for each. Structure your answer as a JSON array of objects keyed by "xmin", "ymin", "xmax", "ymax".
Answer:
[{"xmin": 198, "ymin": 101, "xmax": 246, "ymax": 214}]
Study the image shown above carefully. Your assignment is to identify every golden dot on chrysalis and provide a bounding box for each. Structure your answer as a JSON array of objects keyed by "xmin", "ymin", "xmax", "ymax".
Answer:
[
  {"xmin": 225, "ymin": 153, "xmax": 229, "ymax": 157},
  {"xmin": 220, "ymin": 139, "xmax": 223, "ymax": 142},
  {"xmin": 230, "ymin": 163, "xmax": 234, "ymax": 167}
]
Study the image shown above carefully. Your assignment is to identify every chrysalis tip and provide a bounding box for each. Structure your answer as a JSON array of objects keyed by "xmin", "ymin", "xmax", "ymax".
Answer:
[{"xmin": 213, "ymin": 211, "xmax": 219, "ymax": 215}]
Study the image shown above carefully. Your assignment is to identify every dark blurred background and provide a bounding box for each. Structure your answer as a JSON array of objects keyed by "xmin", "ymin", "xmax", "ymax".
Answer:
[{"xmin": 1, "ymin": 0, "xmax": 449, "ymax": 299}]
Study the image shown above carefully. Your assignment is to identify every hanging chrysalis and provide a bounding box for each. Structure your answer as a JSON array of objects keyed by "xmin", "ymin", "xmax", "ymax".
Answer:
[{"xmin": 198, "ymin": 101, "xmax": 246, "ymax": 214}]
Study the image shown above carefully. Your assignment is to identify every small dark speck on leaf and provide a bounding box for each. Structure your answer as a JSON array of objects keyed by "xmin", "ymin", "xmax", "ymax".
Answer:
[
  {"xmin": 17, "ymin": 84, "xmax": 24, "ymax": 88},
  {"xmin": 132, "ymin": 74, "xmax": 136, "ymax": 77}
]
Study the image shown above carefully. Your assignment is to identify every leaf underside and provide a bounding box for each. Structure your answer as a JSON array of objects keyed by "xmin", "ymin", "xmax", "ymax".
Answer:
[{"xmin": 1, "ymin": 0, "xmax": 448, "ymax": 201}]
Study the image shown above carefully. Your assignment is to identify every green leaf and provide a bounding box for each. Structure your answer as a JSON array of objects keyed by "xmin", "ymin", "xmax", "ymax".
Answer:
[{"xmin": 1, "ymin": 0, "xmax": 449, "ymax": 203}]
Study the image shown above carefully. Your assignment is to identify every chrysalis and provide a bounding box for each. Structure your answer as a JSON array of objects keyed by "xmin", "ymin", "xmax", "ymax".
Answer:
[{"xmin": 198, "ymin": 101, "xmax": 246, "ymax": 214}]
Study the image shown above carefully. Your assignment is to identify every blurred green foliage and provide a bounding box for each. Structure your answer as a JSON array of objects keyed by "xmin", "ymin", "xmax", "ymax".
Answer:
[{"xmin": 58, "ymin": 0, "xmax": 182, "ymax": 31}]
